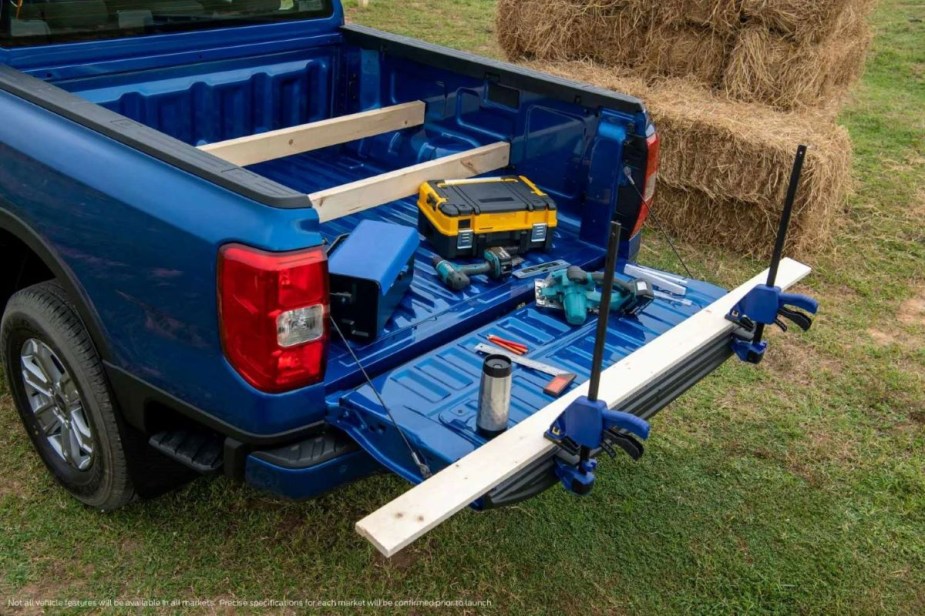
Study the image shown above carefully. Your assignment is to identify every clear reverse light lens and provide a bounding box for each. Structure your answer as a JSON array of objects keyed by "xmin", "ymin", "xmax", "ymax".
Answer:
[{"xmin": 277, "ymin": 305, "xmax": 325, "ymax": 348}]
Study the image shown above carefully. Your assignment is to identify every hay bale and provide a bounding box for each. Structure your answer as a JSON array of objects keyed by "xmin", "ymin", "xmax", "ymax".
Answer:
[
  {"xmin": 722, "ymin": 13, "xmax": 872, "ymax": 110},
  {"xmin": 740, "ymin": 0, "xmax": 877, "ymax": 43},
  {"xmin": 652, "ymin": 180, "xmax": 845, "ymax": 257},
  {"xmin": 641, "ymin": 23, "xmax": 731, "ymax": 86},
  {"xmin": 496, "ymin": 0, "xmax": 588, "ymax": 61},
  {"xmin": 522, "ymin": 61, "xmax": 854, "ymax": 256},
  {"xmin": 498, "ymin": 1, "xmax": 730, "ymax": 86},
  {"xmin": 497, "ymin": 0, "xmax": 645, "ymax": 65},
  {"xmin": 498, "ymin": 0, "xmax": 875, "ymax": 112},
  {"xmin": 652, "ymin": 0, "xmax": 741, "ymax": 33}
]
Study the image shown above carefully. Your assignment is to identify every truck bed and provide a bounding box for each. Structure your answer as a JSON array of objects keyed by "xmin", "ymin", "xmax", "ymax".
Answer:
[
  {"xmin": 251, "ymin": 146, "xmax": 732, "ymax": 489},
  {"xmin": 251, "ymin": 149, "xmax": 610, "ymax": 393}
]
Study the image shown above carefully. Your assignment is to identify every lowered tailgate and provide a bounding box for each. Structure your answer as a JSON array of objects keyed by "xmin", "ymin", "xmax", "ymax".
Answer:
[{"xmin": 325, "ymin": 262, "xmax": 731, "ymax": 493}]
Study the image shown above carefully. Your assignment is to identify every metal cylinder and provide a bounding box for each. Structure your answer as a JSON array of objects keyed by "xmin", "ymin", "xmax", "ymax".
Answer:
[{"xmin": 477, "ymin": 355, "xmax": 513, "ymax": 438}]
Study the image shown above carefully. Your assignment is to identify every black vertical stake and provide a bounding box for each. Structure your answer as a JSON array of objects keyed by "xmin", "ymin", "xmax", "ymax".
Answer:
[
  {"xmin": 588, "ymin": 222, "xmax": 622, "ymax": 402},
  {"xmin": 754, "ymin": 144, "xmax": 807, "ymax": 346},
  {"xmin": 582, "ymin": 222, "xmax": 622, "ymax": 462}
]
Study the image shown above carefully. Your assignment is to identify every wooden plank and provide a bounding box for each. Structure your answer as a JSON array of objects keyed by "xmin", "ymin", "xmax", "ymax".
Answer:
[
  {"xmin": 199, "ymin": 101, "xmax": 426, "ymax": 167},
  {"xmin": 309, "ymin": 142, "xmax": 511, "ymax": 223},
  {"xmin": 355, "ymin": 258, "xmax": 813, "ymax": 557}
]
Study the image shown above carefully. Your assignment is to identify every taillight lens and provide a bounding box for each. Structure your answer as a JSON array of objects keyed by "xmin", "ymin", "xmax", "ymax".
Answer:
[
  {"xmin": 218, "ymin": 244, "xmax": 329, "ymax": 393},
  {"xmin": 632, "ymin": 131, "xmax": 661, "ymax": 236}
]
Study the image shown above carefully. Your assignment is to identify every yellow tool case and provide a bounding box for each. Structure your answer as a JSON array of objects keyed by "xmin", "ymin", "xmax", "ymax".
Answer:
[{"xmin": 418, "ymin": 176, "xmax": 558, "ymax": 259}]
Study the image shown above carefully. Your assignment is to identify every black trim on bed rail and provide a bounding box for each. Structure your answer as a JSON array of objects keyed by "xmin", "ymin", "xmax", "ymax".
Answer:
[
  {"xmin": 341, "ymin": 24, "xmax": 647, "ymax": 116},
  {"xmin": 0, "ymin": 65, "xmax": 313, "ymax": 209}
]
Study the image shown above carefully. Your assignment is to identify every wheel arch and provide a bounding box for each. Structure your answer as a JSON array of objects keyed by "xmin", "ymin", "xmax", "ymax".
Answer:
[{"xmin": 0, "ymin": 208, "xmax": 113, "ymax": 364}]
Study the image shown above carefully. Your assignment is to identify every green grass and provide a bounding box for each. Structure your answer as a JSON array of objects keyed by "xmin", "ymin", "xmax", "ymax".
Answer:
[{"xmin": 2, "ymin": 1, "xmax": 924, "ymax": 613}]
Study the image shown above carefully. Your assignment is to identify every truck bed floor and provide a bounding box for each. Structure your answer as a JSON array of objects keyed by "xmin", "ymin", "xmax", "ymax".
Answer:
[{"xmin": 253, "ymin": 149, "xmax": 606, "ymax": 391}]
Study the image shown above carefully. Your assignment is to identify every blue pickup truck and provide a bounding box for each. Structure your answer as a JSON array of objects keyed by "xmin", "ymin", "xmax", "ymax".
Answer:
[{"xmin": 0, "ymin": 0, "xmax": 780, "ymax": 512}]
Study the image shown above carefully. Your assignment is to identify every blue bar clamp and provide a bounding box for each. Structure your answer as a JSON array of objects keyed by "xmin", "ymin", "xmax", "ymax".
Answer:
[
  {"xmin": 725, "ymin": 145, "xmax": 820, "ymax": 364},
  {"xmin": 544, "ymin": 222, "xmax": 651, "ymax": 496}
]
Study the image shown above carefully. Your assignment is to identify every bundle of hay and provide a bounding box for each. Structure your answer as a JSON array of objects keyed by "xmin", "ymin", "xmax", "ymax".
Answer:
[
  {"xmin": 497, "ymin": 0, "xmax": 644, "ymax": 66},
  {"xmin": 739, "ymin": 0, "xmax": 876, "ymax": 43},
  {"xmin": 496, "ymin": 0, "xmax": 735, "ymax": 87},
  {"xmin": 525, "ymin": 61, "xmax": 853, "ymax": 256},
  {"xmin": 644, "ymin": 23, "xmax": 731, "ymax": 86},
  {"xmin": 498, "ymin": 1, "xmax": 870, "ymax": 256},
  {"xmin": 723, "ymin": 4, "xmax": 873, "ymax": 110},
  {"xmin": 497, "ymin": 0, "xmax": 876, "ymax": 111}
]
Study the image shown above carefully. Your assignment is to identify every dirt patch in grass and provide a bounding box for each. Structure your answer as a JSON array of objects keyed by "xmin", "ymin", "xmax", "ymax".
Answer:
[
  {"xmin": 0, "ymin": 477, "xmax": 26, "ymax": 500},
  {"xmin": 867, "ymin": 328, "xmax": 899, "ymax": 346},
  {"xmin": 762, "ymin": 334, "xmax": 840, "ymax": 386},
  {"xmin": 898, "ymin": 291, "xmax": 925, "ymax": 327},
  {"xmin": 7, "ymin": 559, "xmax": 93, "ymax": 611}
]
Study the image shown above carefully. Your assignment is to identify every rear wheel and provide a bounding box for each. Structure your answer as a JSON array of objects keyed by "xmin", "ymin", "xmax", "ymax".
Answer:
[{"xmin": 1, "ymin": 281, "xmax": 135, "ymax": 510}]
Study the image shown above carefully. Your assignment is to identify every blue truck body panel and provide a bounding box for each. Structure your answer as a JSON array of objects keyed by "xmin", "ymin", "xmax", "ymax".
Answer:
[{"xmin": 0, "ymin": 2, "xmax": 734, "ymax": 505}]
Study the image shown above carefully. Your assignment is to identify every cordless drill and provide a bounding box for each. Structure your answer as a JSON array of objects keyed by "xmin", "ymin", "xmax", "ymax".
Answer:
[{"xmin": 433, "ymin": 247, "xmax": 514, "ymax": 291}]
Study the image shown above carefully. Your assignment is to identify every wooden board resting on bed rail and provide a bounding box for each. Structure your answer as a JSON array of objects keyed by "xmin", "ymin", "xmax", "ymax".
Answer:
[
  {"xmin": 199, "ymin": 101, "xmax": 426, "ymax": 167},
  {"xmin": 309, "ymin": 142, "xmax": 511, "ymax": 223},
  {"xmin": 354, "ymin": 258, "xmax": 813, "ymax": 558}
]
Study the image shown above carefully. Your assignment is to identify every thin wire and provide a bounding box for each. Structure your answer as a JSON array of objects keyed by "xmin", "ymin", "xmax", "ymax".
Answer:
[
  {"xmin": 330, "ymin": 317, "xmax": 433, "ymax": 479},
  {"xmin": 622, "ymin": 166, "xmax": 695, "ymax": 280}
]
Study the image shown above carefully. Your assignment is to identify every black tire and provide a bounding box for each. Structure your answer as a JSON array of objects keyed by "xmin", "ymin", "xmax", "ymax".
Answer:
[{"xmin": 1, "ymin": 281, "xmax": 135, "ymax": 510}]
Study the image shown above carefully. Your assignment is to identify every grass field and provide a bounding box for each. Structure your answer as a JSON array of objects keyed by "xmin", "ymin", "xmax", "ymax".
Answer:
[{"xmin": 1, "ymin": 0, "xmax": 923, "ymax": 613}]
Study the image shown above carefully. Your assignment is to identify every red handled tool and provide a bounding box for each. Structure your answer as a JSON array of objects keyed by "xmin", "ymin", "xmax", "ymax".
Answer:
[{"xmin": 488, "ymin": 335, "xmax": 528, "ymax": 355}]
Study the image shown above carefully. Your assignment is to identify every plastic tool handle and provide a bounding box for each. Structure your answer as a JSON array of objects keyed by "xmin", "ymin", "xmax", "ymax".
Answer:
[
  {"xmin": 779, "ymin": 292, "xmax": 819, "ymax": 314},
  {"xmin": 602, "ymin": 410, "xmax": 651, "ymax": 440}
]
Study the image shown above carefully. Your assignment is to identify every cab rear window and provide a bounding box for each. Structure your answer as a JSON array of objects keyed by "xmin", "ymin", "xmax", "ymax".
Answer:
[{"xmin": 1, "ymin": 0, "xmax": 332, "ymax": 46}]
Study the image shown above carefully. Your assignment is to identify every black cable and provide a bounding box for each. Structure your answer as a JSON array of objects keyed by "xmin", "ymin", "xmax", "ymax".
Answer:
[
  {"xmin": 330, "ymin": 318, "xmax": 433, "ymax": 479},
  {"xmin": 622, "ymin": 166, "xmax": 695, "ymax": 280}
]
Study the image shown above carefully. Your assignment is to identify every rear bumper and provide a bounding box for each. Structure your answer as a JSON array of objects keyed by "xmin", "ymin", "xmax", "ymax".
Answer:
[{"xmin": 244, "ymin": 430, "xmax": 383, "ymax": 501}]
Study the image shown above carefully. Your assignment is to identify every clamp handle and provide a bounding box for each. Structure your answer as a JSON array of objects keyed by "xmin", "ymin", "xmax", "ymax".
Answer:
[
  {"xmin": 778, "ymin": 292, "xmax": 819, "ymax": 332},
  {"xmin": 602, "ymin": 409, "xmax": 651, "ymax": 440}
]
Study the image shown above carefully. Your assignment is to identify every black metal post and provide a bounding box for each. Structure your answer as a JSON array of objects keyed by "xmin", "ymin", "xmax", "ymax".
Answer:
[
  {"xmin": 754, "ymin": 144, "xmax": 807, "ymax": 345},
  {"xmin": 581, "ymin": 222, "xmax": 622, "ymax": 463},
  {"xmin": 588, "ymin": 221, "xmax": 622, "ymax": 403}
]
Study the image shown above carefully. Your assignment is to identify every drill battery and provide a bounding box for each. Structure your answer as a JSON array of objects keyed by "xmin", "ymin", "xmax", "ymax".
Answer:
[{"xmin": 418, "ymin": 176, "xmax": 557, "ymax": 260}]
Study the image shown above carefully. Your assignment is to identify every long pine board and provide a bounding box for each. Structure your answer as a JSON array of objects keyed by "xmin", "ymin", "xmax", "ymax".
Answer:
[
  {"xmin": 309, "ymin": 142, "xmax": 511, "ymax": 223},
  {"xmin": 355, "ymin": 258, "xmax": 813, "ymax": 557},
  {"xmin": 199, "ymin": 101, "xmax": 426, "ymax": 167}
]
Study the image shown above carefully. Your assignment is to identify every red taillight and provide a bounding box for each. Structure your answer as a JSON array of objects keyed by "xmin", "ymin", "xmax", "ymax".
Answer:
[
  {"xmin": 632, "ymin": 131, "xmax": 660, "ymax": 236},
  {"xmin": 218, "ymin": 244, "xmax": 329, "ymax": 393}
]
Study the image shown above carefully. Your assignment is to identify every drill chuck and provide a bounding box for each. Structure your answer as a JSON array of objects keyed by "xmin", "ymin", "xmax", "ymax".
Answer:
[{"xmin": 432, "ymin": 255, "xmax": 472, "ymax": 291}]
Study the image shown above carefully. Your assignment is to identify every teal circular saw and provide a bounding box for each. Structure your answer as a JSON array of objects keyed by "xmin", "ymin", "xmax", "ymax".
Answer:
[{"xmin": 535, "ymin": 266, "xmax": 655, "ymax": 326}]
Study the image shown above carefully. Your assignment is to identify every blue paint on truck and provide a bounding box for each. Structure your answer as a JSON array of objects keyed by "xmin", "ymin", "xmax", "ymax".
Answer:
[{"xmin": 0, "ymin": 1, "xmax": 731, "ymax": 508}]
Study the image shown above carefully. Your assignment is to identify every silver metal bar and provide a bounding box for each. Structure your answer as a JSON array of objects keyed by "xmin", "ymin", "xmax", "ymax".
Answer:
[
  {"xmin": 624, "ymin": 263, "xmax": 687, "ymax": 296},
  {"xmin": 473, "ymin": 343, "xmax": 570, "ymax": 377}
]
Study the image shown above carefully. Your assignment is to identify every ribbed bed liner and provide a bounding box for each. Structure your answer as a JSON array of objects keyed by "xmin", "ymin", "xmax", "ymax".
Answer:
[{"xmin": 253, "ymin": 149, "xmax": 606, "ymax": 391}]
